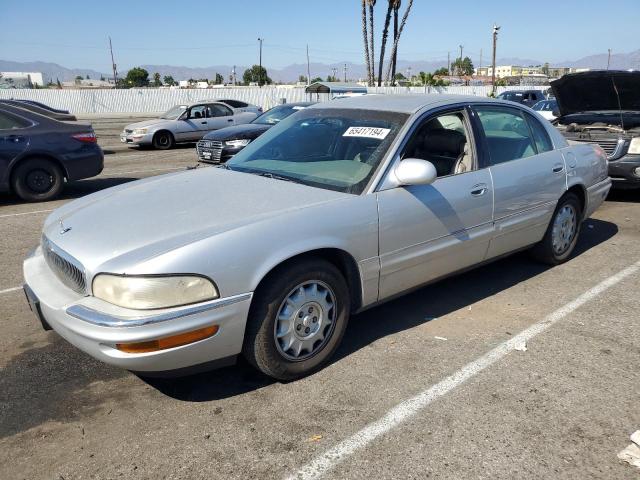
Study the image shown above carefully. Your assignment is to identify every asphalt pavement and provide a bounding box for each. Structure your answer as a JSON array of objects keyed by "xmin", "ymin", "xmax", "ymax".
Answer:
[{"xmin": 0, "ymin": 117, "xmax": 638, "ymax": 479}]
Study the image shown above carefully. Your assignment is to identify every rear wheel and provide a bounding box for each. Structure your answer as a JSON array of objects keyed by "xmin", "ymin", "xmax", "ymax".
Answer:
[
  {"xmin": 243, "ymin": 259, "xmax": 350, "ymax": 381},
  {"xmin": 530, "ymin": 192, "xmax": 582, "ymax": 265},
  {"xmin": 11, "ymin": 158, "xmax": 64, "ymax": 202},
  {"xmin": 152, "ymin": 131, "xmax": 174, "ymax": 150}
]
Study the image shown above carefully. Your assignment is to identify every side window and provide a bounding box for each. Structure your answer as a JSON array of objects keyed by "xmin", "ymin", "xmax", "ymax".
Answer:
[
  {"xmin": 188, "ymin": 105, "xmax": 206, "ymax": 119},
  {"xmin": 209, "ymin": 104, "xmax": 233, "ymax": 117},
  {"xmin": 525, "ymin": 112, "xmax": 553, "ymax": 153},
  {"xmin": 401, "ymin": 110, "xmax": 474, "ymax": 178},
  {"xmin": 475, "ymin": 106, "xmax": 536, "ymax": 165},
  {"xmin": 0, "ymin": 111, "xmax": 31, "ymax": 130}
]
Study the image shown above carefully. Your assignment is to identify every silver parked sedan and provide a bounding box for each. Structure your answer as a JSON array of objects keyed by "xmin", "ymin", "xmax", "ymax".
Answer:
[
  {"xmin": 24, "ymin": 95, "xmax": 611, "ymax": 380},
  {"xmin": 120, "ymin": 100, "xmax": 260, "ymax": 149}
]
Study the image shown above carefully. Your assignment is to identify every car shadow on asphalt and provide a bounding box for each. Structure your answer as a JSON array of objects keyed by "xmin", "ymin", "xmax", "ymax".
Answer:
[
  {"xmin": 606, "ymin": 189, "xmax": 639, "ymax": 203},
  {"xmin": 143, "ymin": 217, "xmax": 618, "ymax": 402},
  {"xmin": 0, "ymin": 177, "xmax": 139, "ymax": 207},
  {"xmin": 0, "ymin": 335, "xmax": 129, "ymax": 439}
]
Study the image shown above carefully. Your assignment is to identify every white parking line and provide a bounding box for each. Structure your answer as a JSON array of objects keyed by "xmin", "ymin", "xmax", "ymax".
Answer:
[
  {"xmin": 287, "ymin": 260, "xmax": 640, "ymax": 480},
  {"xmin": 0, "ymin": 286, "xmax": 22, "ymax": 295},
  {"xmin": 0, "ymin": 209, "xmax": 54, "ymax": 219}
]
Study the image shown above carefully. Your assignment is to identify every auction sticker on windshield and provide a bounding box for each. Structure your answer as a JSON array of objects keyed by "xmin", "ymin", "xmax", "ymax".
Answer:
[{"xmin": 343, "ymin": 126, "xmax": 390, "ymax": 140}]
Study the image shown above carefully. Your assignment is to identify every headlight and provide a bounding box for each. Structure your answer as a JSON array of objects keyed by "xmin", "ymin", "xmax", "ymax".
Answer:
[
  {"xmin": 628, "ymin": 137, "xmax": 640, "ymax": 155},
  {"xmin": 225, "ymin": 139, "xmax": 251, "ymax": 148},
  {"xmin": 92, "ymin": 274, "xmax": 218, "ymax": 310},
  {"xmin": 133, "ymin": 128, "xmax": 148, "ymax": 135}
]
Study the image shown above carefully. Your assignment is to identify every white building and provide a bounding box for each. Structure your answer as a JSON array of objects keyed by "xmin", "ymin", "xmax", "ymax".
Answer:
[{"xmin": 0, "ymin": 71, "xmax": 45, "ymax": 87}]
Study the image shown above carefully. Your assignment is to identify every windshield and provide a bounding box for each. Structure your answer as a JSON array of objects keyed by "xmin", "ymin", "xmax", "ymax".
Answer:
[
  {"xmin": 252, "ymin": 104, "xmax": 310, "ymax": 125},
  {"xmin": 161, "ymin": 105, "xmax": 187, "ymax": 119},
  {"xmin": 227, "ymin": 108, "xmax": 408, "ymax": 194}
]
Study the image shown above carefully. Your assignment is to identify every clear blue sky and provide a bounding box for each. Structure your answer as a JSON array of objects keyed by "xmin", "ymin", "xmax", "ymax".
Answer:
[{"xmin": 1, "ymin": 0, "xmax": 638, "ymax": 71}]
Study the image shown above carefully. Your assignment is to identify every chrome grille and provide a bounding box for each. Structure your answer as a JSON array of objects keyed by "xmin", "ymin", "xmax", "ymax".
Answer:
[
  {"xmin": 196, "ymin": 140, "xmax": 223, "ymax": 163},
  {"xmin": 575, "ymin": 138, "xmax": 620, "ymax": 158},
  {"xmin": 42, "ymin": 236, "xmax": 86, "ymax": 294}
]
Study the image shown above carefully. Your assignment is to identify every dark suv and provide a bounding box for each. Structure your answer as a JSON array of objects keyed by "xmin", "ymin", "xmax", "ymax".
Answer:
[
  {"xmin": 497, "ymin": 90, "xmax": 546, "ymax": 107},
  {"xmin": 552, "ymin": 71, "xmax": 640, "ymax": 189}
]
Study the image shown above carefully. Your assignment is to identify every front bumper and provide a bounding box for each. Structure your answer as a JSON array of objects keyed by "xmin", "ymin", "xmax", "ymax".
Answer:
[
  {"xmin": 120, "ymin": 131, "xmax": 154, "ymax": 146},
  {"xmin": 23, "ymin": 249, "xmax": 252, "ymax": 373},
  {"xmin": 196, "ymin": 140, "xmax": 242, "ymax": 163},
  {"xmin": 608, "ymin": 154, "xmax": 640, "ymax": 188}
]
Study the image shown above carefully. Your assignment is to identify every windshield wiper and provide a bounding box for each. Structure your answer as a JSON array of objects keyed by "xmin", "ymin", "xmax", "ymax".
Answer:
[{"xmin": 254, "ymin": 171, "xmax": 305, "ymax": 184}]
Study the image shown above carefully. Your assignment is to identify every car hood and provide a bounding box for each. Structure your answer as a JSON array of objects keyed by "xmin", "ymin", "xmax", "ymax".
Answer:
[
  {"xmin": 124, "ymin": 118, "xmax": 169, "ymax": 130},
  {"xmin": 202, "ymin": 123, "xmax": 271, "ymax": 141},
  {"xmin": 551, "ymin": 71, "xmax": 640, "ymax": 117},
  {"xmin": 42, "ymin": 168, "xmax": 347, "ymax": 274}
]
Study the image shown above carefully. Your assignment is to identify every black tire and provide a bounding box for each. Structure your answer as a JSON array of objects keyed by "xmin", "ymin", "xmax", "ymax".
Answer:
[
  {"xmin": 11, "ymin": 158, "xmax": 64, "ymax": 202},
  {"xmin": 243, "ymin": 259, "xmax": 350, "ymax": 381},
  {"xmin": 530, "ymin": 192, "xmax": 582, "ymax": 265},
  {"xmin": 152, "ymin": 131, "xmax": 174, "ymax": 150}
]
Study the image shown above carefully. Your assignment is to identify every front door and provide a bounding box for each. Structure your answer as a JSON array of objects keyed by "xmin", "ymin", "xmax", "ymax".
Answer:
[{"xmin": 376, "ymin": 107, "xmax": 494, "ymax": 300}]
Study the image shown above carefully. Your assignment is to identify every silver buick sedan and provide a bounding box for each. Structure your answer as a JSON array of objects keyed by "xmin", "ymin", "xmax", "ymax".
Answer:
[{"xmin": 24, "ymin": 95, "xmax": 611, "ymax": 380}]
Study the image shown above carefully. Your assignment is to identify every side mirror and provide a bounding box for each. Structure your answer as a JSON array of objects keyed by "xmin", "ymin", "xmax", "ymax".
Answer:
[{"xmin": 394, "ymin": 158, "xmax": 437, "ymax": 186}]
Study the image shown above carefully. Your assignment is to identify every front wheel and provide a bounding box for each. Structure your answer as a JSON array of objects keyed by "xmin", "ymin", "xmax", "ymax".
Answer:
[
  {"xmin": 243, "ymin": 259, "xmax": 350, "ymax": 381},
  {"xmin": 152, "ymin": 131, "xmax": 174, "ymax": 150},
  {"xmin": 530, "ymin": 192, "xmax": 582, "ymax": 265}
]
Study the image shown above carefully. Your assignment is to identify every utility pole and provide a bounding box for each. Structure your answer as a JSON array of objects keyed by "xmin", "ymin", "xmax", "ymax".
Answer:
[
  {"xmin": 479, "ymin": 48, "xmax": 483, "ymax": 70},
  {"xmin": 447, "ymin": 51, "xmax": 451, "ymax": 76},
  {"xmin": 332, "ymin": 68, "xmax": 338, "ymax": 81},
  {"xmin": 607, "ymin": 48, "xmax": 612, "ymax": 70},
  {"xmin": 108, "ymin": 36, "xmax": 118, "ymax": 87},
  {"xmin": 257, "ymin": 37, "xmax": 264, "ymax": 86},
  {"xmin": 232, "ymin": 65, "xmax": 236, "ymax": 86},
  {"xmin": 458, "ymin": 45, "xmax": 463, "ymax": 76},
  {"xmin": 491, "ymin": 24, "xmax": 500, "ymax": 95},
  {"xmin": 306, "ymin": 44, "xmax": 311, "ymax": 86},
  {"xmin": 343, "ymin": 63, "xmax": 347, "ymax": 82}
]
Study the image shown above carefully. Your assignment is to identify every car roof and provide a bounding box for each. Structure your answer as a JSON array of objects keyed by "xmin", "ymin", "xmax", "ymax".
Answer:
[{"xmin": 308, "ymin": 94, "xmax": 501, "ymax": 114}]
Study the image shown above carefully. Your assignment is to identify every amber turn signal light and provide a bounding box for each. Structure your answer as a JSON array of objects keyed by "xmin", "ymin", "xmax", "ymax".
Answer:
[{"xmin": 116, "ymin": 325, "xmax": 219, "ymax": 354}]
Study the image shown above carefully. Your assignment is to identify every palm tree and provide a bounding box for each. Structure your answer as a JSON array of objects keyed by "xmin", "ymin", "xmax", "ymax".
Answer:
[
  {"xmin": 390, "ymin": 0, "xmax": 401, "ymax": 85},
  {"xmin": 377, "ymin": 0, "xmax": 395, "ymax": 86},
  {"xmin": 368, "ymin": 0, "xmax": 377, "ymax": 86},
  {"xmin": 386, "ymin": 0, "xmax": 414, "ymax": 84},
  {"xmin": 361, "ymin": 0, "xmax": 371, "ymax": 85}
]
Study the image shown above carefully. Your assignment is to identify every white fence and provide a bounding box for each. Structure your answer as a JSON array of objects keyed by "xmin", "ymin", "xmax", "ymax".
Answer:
[{"xmin": 0, "ymin": 85, "xmax": 547, "ymax": 115}]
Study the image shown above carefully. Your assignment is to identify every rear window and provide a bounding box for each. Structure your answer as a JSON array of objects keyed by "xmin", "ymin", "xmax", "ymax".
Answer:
[{"xmin": 221, "ymin": 99, "xmax": 248, "ymax": 108}]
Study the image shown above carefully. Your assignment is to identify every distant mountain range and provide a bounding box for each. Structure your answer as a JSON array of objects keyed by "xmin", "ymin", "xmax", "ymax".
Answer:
[{"xmin": 2, "ymin": 50, "xmax": 638, "ymax": 84}]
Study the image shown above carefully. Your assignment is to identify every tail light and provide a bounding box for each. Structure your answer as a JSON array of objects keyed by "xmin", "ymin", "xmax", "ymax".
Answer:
[{"xmin": 72, "ymin": 132, "xmax": 97, "ymax": 143}]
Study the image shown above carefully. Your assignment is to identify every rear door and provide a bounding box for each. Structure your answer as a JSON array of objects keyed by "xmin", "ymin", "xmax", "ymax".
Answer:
[
  {"xmin": 0, "ymin": 110, "xmax": 31, "ymax": 188},
  {"xmin": 471, "ymin": 104, "xmax": 566, "ymax": 258},
  {"xmin": 206, "ymin": 103, "xmax": 236, "ymax": 132}
]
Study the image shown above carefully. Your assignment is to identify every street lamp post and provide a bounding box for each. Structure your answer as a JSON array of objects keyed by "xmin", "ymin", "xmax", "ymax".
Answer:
[
  {"xmin": 257, "ymin": 38, "xmax": 264, "ymax": 87},
  {"xmin": 491, "ymin": 24, "xmax": 500, "ymax": 96}
]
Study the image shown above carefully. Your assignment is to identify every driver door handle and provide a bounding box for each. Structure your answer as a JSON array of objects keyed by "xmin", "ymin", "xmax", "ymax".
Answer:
[
  {"xmin": 200, "ymin": 121, "xmax": 207, "ymax": 125},
  {"xmin": 552, "ymin": 164, "xmax": 564, "ymax": 173},
  {"xmin": 227, "ymin": 119, "xmax": 233, "ymax": 122},
  {"xmin": 470, "ymin": 183, "xmax": 488, "ymax": 196}
]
